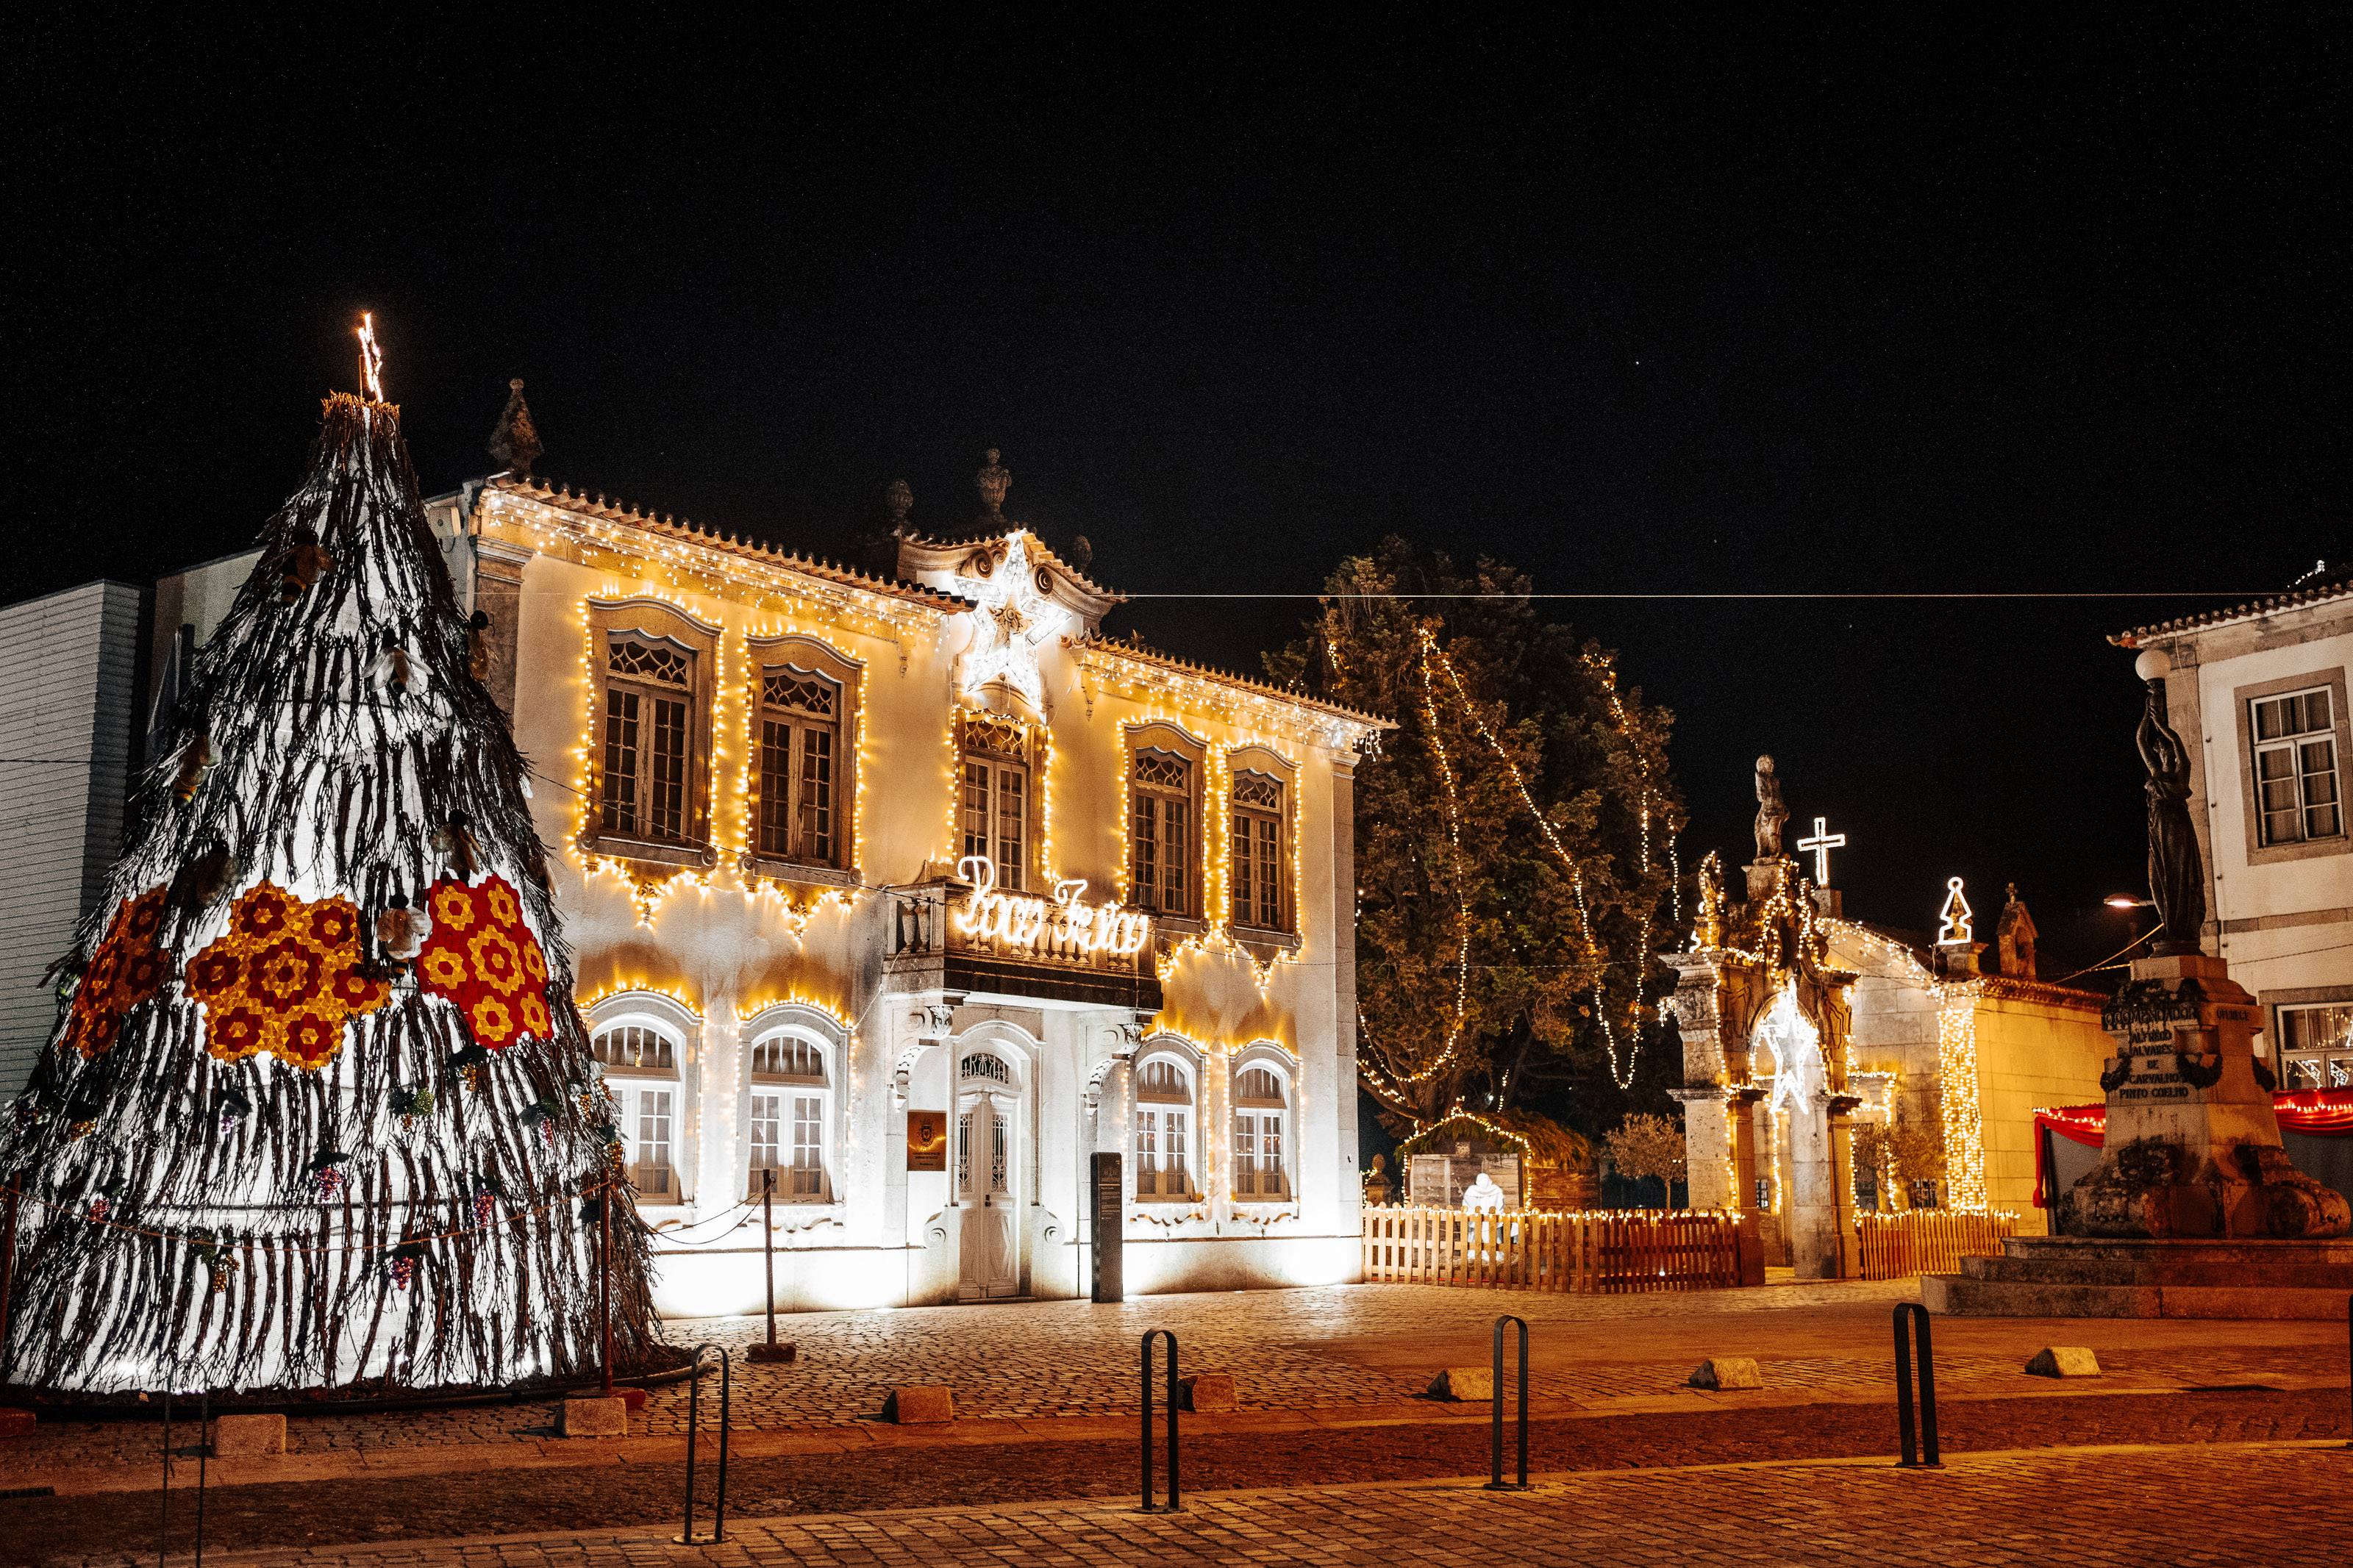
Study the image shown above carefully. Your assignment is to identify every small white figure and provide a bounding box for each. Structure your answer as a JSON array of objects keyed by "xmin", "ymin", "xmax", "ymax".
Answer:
[{"xmin": 1463, "ymin": 1172, "xmax": 1507, "ymax": 1212}]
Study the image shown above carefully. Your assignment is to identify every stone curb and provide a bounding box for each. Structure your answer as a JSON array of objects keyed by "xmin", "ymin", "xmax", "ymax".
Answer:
[
  {"xmin": 12, "ymin": 1372, "xmax": 2343, "ymax": 1497},
  {"xmin": 139, "ymin": 1436, "xmax": 2353, "ymax": 1568}
]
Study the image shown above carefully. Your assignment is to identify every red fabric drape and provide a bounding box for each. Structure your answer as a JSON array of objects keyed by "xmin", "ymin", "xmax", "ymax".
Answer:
[{"xmin": 2031, "ymin": 1088, "xmax": 2353, "ymax": 1205}]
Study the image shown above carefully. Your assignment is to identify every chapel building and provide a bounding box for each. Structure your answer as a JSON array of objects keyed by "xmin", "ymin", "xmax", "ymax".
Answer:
[{"xmin": 418, "ymin": 451, "xmax": 1383, "ymax": 1316}]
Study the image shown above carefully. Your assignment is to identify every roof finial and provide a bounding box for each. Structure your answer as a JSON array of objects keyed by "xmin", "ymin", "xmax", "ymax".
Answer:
[
  {"xmin": 488, "ymin": 379, "xmax": 541, "ymax": 478},
  {"xmin": 886, "ymin": 478, "xmax": 913, "ymax": 533},
  {"xmin": 976, "ymin": 448, "xmax": 1011, "ymax": 520}
]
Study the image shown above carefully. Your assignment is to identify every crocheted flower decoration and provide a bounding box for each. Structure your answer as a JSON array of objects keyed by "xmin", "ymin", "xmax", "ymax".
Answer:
[
  {"xmin": 418, "ymin": 876, "xmax": 551, "ymax": 1048},
  {"xmin": 64, "ymin": 886, "xmax": 171, "ymax": 1059},
  {"xmin": 187, "ymin": 882, "xmax": 389, "ymax": 1069}
]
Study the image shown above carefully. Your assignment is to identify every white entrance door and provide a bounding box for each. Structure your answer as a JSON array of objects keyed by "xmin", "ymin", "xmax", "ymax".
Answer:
[{"xmin": 956, "ymin": 1089, "xmax": 1019, "ymax": 1299}]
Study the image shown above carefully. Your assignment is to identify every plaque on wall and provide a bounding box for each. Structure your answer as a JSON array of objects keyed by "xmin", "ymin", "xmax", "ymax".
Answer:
[{"xmin": 907, "ymin": 1109, "xmax": 948, "ymax": 1171}]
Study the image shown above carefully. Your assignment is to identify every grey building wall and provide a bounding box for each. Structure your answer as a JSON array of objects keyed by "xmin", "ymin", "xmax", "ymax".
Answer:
[{"xmin": 0, "ymin": 581, "xmax": 149, "ymax": 1097}]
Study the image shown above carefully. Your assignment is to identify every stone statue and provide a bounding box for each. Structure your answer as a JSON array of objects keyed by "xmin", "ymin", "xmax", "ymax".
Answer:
[
  {"xmin": 975, "ymin": 448, "xmax": 1011, "ymax": 520},
  {"xmin": 2134, "ymin": 656, "xmax": 2206, "ymax": 956},
  {"xmin": 1753, "ymin": 755, "xmax": 1788, "ymax": 859}
]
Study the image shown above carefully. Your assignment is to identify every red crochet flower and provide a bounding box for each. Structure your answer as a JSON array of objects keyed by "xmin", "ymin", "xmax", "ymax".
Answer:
[{"xmin": 417, "ymin": 876, "xmax": 551, "ymax": 1050}]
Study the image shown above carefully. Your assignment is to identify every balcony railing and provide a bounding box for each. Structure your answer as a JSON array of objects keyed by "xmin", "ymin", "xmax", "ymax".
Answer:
[{"xmin": 885, "ymin": 870, "xmax": 1162, "ymax": 1010}]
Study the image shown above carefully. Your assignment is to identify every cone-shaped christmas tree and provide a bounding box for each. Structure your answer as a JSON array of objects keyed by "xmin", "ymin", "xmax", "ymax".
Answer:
[{"xmin": 1, "ymin": 370, "xmax": 659, "ymax": 1395}]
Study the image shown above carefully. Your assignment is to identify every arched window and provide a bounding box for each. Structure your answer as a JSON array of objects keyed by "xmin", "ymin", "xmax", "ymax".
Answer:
[
  {"xmin": 1131, "ymin": 749, "xmax": 1192, "ymax": 915},
  {"xmin": 959, "ymin": 712, "xmax": 1030, "ymax": 891},
  {"xmin": 757, "ymin": 667, "xmax": 842, "ymax": 863},
  {"xmin": 590, "ymin": 1020, "xmax": 682, "ymax": 1204},
  {"xmin": 1135, "ymin": 1056, "xmax": 1195, "ymax": 1201},
  {"xmin": 1230, "ymin": 770, "xmax": 1288, "ymax": 931},
  {"xmin": 1232, "ymin": 1065, "xmax": 1290, "ymax": 1199},
  {"xmin": 749, "ymin": 1031, "xmax": 831, "ymax": 1201},
  {"xmin": 586, "ymin": 598, "xmax": 718, "ymax": 864}
]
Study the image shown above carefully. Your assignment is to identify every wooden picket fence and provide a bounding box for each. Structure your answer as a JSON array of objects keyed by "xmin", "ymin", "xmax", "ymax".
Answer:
[
  {"xmin": 1360, "ymin": 1207, "xmax": 1743, "ymax": 1292},
  {"xmin": 1854, "ymin": 1209, "xmax": 2018, "ymax": 1279}
]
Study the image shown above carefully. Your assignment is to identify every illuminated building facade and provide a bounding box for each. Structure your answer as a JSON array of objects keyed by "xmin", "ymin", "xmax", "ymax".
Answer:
[{"xmin": 422, "ymin": 456, "xmax": 1385, "ymax": 1314}]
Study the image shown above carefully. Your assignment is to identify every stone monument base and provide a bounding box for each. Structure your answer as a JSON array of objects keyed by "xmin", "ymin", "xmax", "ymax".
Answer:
[{"xmin": 1922, "ymin": 1234, "xmax": 2353, "ymax": 1320}]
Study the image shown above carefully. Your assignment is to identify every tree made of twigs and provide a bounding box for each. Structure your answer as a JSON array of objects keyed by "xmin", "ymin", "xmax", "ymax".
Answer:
[{"xmin": 0, "ymin": 382, "xmax": 658, "ymax": 1395}]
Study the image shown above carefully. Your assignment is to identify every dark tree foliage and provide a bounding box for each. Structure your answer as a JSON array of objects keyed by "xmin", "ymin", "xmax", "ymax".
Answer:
[{"xmin": 1268, "ymin": 538, "xmax": 1689, "ymax": 1159}]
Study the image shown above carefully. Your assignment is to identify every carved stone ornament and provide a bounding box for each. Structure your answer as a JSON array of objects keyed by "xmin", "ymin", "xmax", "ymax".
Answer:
[
  {"xmin": 911, "ymin": 1003, "xmax": 957, "ymax": 1042},
  {"xmin": 1753, "ymin": 754, "xmax": 1788, "ymax": 859},
  {"xmin": 975, "ymin": 448, "xmax": 1011, "ymax": 518}
]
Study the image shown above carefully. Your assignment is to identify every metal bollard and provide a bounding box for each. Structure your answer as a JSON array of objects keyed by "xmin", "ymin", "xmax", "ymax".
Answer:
[
  {"xmin": 671, "ymin": 1343, "xmax": 732, "ymax": 1545},
  {"xmin": 1893, "ymin": 1302, "xmax": 1941, "ymax": 1469},
  {"xmin": 194, "ymin": 1389, "xmax": 210, "ymax": 1568},
  {"xmin": 1140, "ymin": 1328, "xmax": 1182, "ymax": 1513},
  {"xmin": 1487, "ymin": 1314, "xmax": 1529, "ymax": 1491}
]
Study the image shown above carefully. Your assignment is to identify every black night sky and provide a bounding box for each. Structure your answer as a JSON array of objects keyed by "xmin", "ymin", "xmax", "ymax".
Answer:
[{"xmin": 8, "ymin": 12, "xmax": 2346, "ymax": 979}]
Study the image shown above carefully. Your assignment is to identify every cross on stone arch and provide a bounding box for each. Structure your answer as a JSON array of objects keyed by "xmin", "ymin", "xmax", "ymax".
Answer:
[{"xmin": 1796, "ymin": 815, "xmax": 1846, "ymax": 886}]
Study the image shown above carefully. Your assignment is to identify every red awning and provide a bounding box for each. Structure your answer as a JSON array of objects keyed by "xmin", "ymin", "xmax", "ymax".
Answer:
[{"xmin": 2031, "ymin": 1088, "xmax": 2353, "ymax": 1205}]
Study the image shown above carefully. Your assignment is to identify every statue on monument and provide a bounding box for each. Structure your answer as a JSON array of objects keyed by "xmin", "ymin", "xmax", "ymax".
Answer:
[
  {"xmin": 2134, "ymin": 655, "xmax": 2206, "ymax": 956},
  {"xmin": 1753, "ymin": 754, "xmax": 1788, "ymax": 859}
]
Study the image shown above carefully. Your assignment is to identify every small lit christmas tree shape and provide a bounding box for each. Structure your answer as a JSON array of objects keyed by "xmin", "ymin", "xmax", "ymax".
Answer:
[
  {"xmin": 1936, "ymin": 876, "xmax": 1974, "ymax": 945},
  {"xmin": 1, "ymin": 340, "xmax": 657, "ymax": 1395}
]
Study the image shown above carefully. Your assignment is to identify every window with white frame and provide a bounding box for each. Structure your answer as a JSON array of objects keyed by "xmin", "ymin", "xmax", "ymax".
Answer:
[
  {"xmin": 2279, "ymin": 1003, "xmax": 2353, "ymax": 1091},
  {"xmin": 749, "ymin": 1031, "xmax": 829, "ymax": 1199},
  {"xmin": 1230, "ymin": 771, "xmax": 1286, "ymax": 930},
  {"xmin": 1232, "ymin": 1065, "xmax": 1290, "ymax": 1198},
  {"xmin": 758, "ymin": 667, "xmax": 842, "ymax": 864},
  {"xmin": 2251, "ymin": 688, "xmax": 2343, "ymax": 846},
  {"xmin": 960, "ymin": 715, "xmax": 1029, "ymax": 890},
  {"xmin": 601, "ymin": 637, "xmax": 695, "ymax": 841},
  {"xmin": 1132, "ymin": 749, "xmax": 1192, "ymax": 916},
  {"xmin": 591, "ymin": 1022, "xmax": 683, "ymax": 1203},
  {"xmin": 1135, "ymin": 1057, "xmax": 1193, "ymax": 1200}
]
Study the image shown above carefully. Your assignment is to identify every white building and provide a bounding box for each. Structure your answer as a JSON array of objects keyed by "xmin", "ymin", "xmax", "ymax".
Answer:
[
  {"xmin": 2113, "ymin": 576, "xmax": 2352, "ymax": 1089},
  {"xmin": 414, "ymin": 453, "xmax": 1385, "ymax": 1316}
]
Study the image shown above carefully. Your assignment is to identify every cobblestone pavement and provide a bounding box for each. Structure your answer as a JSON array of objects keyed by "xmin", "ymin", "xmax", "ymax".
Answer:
[
  {"xmin": 16, "ymin": 1388, "xmax": 2348, "ymax": 1561},
  {"xmin": 34, "ymin": 1438, "xmax": 2353, "ymax": 1567},
  {"xmin": 9, "ymin": 1278, "xmax": 2343, "ymax": 1486},
  {"xmin": 11, "ymin": 1278, "xmax": 2343, "ymax": 1477}
]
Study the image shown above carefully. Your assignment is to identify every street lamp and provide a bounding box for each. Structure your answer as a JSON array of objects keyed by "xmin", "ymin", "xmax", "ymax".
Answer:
[{"xmin": 2104, "ymin": 895, "xmax": 2154, "ymax": 910}]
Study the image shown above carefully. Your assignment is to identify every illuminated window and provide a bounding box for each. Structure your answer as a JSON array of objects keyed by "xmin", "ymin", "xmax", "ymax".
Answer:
[
  {"xmin": 588, "ymin": 601, "xmax": 717, "ymax": 860},
  {"xmin": 1135, "ymin": 1056, "xmax": 1193, "ymax": 1200},
  {"xmin": 601, "ymin": 638, "xmax": 693, "ymax": 840},
  {"xmin": 960, "ymin": 716, "xmax": 1028, "ymax": 891},
  {"xmin": 758, "ymin": 667, "xmax": 841, "ymax": 864},
  {"xmin": 591, "ymin": 1024, "xmax": 675, "ymax": 1071},
  {"xmin": 2279, "ymin": 1002, "xmax": 2353, "ymax": 1091},
  {"xmin": 1231, "ymin": 771, "xmax": 1285, "ymax": 930},
  {"xmin": 2251, "ymin": 689, "xmax": 2342, "ymax": 846},
  {"xmin": 1232, "ymin": 1065, "xmax": 1290, "ymax": 1198},
  {"xmin": 1132, "ymin": 750, "xmax": 1191, "ymax": 915},
  {"xmin": 749, "ymin": 1031, "xmax": 831, "ymax": 1199},
  {"xmin": 591, "ymin": 1020, "xmax": 683, "ymax": 1203}
]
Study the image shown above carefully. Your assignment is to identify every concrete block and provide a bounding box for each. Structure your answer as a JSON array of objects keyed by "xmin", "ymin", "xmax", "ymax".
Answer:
[
  {"xmin": 1177, "ymin": 1372, "xmax": 1237, "ymax": 1411},
  {"xmin": 1688, "ymin": 1358, "xmax": 1764, "ymax": 1391},
  {"xmin": 2024, "ymin": 1347, "xmax": 2102, "ymax": 1378},
  {"xmin": 0, "ymin": 1408, "xmax": 35, "ymax": 1439},
  {"xmin": 1426, "ymin": 1366, "xmax": 1493, "ymax": 1401},
  {"xmin": 885, "ymin": 1384, "xmax": 954, "ymax": 1424},
  {"xmin": 560, "ymin": 1397, "xmax": 629, "ymax": 1437},
  {"xmin": 746, "ymin": 1341, "xmax": 797, "ymax": 1364},
  {"xmin": 211, "ymin": 1413, "xmax": 285, "ymax": 1456}
]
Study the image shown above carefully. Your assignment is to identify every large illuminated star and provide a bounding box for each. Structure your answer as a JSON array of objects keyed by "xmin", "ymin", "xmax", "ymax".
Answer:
[{"xmin": 955, "ymin": 534, "xmax": 1071, "ymax": 708}]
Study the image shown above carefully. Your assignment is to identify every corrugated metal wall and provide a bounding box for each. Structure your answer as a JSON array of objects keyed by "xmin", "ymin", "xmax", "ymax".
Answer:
[{"xmin": 0, "ymin": 581, "xmax": 147, "ymax": 1097}]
